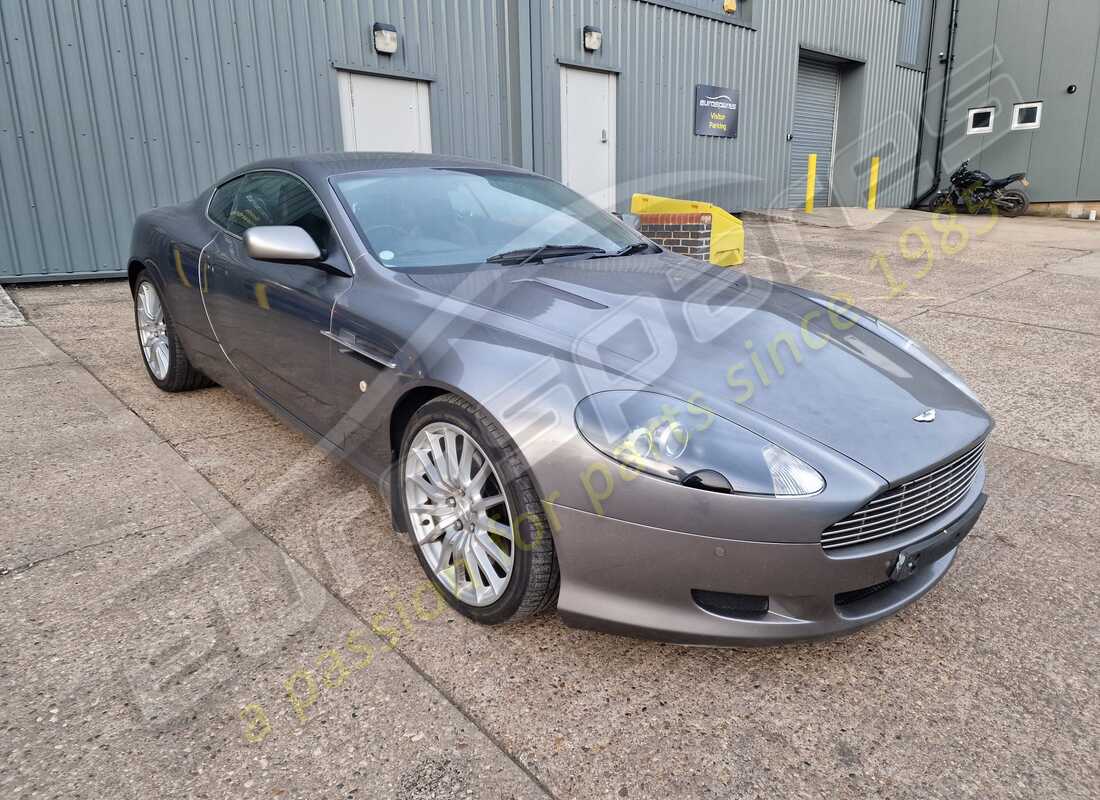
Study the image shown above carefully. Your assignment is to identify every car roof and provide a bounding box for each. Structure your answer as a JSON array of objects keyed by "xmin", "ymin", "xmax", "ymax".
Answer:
[{"xmin": 231, "ymin": 152, "xmax": 528, "ymax": 185}]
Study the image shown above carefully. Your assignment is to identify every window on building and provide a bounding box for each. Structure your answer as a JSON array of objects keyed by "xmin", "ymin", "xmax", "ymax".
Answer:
[
  {"xmin": 966, "ymin": 107, "xmax": 995, "ymax": 135},
  {"xmin": 1011, "ymin": 101, "xmax": 1042, "ymax": 130},
  {"xmin": 897, "ymin": 0, "xmax": 929, "ymax": 68}
]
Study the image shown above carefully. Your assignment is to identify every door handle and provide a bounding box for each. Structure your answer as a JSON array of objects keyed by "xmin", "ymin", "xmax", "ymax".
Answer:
[{"xmin": 601, "ymin": 128, "xmax": 608, "ymax": 143}]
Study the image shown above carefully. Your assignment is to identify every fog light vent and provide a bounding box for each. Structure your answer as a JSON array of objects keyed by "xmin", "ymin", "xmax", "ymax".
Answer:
[
  {"xmin": 834, "ymin": 580, "xmax": 893, "ymax": 607},
  {"xmin": 692, "ymin": 589, "xmax": 768, "ymax": 619}
]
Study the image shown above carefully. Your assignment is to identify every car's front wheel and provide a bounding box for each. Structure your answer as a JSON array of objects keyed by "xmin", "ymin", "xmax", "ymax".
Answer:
[
  {"xmin": 133, "ymin": 271, "xmax": 212, "ymax": 392},
  {"xmin": 399, "ymin": 394, "xmax": 558, "ymax": 624}
]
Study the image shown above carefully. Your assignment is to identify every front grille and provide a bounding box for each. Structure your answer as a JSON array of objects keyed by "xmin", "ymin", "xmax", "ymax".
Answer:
[{"xmin": 822, "ymin": 439, "xmax": 986, "ymax": 550}]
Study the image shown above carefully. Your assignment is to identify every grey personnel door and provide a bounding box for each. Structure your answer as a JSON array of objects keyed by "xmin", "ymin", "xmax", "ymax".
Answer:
[{"xmin": 786, "ymin": 56, "xmax": 840, "ymax": 208}]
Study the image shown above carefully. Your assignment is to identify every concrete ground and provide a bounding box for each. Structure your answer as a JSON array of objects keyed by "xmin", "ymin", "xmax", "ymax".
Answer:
[{"xmin": 2, "ymin": 209, "xmax": 1098, "ymax": 799}]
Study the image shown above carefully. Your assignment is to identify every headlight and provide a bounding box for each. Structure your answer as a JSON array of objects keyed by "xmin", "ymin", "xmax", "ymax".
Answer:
[{"xmin": 574, "ymin": 391, "xmax": 825, "ymax": 496}]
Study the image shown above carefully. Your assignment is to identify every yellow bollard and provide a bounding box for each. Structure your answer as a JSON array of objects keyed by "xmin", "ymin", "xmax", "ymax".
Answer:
[
  {"xmin": 867, "ymin": 156, "xmax": 880, "ymax": 210},
  {"xmin": 804, "ymin": 153, "xmax": 817, "ymax": 213}
]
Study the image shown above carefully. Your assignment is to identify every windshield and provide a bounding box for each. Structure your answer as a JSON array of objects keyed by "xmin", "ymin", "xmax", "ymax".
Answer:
[{"xmin": 332, "ymin": 168, "xmax": 646, "ymax": 269}]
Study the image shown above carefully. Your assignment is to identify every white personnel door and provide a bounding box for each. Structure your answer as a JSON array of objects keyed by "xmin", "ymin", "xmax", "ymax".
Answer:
[
  {"xmin": 560, "ymin": 67, "xmax": 616, "ymax": 208},
  {"xmin": 337, "ymin": 71, "xmax": 431, "ymax": 152}
]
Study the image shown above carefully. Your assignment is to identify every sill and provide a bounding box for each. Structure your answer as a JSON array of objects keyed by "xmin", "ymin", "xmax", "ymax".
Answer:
[
  {"xmin": 556, "ymin": 57, "xmax": 621, "ymax": 74},
  {"xmin": 632, "ymin": 0, "xmax": 757, "ymax": 30},
  {"xmin": 330, "ymin": 61, "xmax": 436, "ymax": 83}
]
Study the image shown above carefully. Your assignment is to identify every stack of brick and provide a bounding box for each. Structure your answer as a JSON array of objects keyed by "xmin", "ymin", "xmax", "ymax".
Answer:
[{"xmin": 636, "ymin": 212, "xmax": 712, "ymax": 261}]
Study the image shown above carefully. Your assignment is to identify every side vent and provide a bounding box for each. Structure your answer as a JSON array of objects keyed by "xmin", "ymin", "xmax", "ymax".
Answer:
[{"xmin": 692, "ymin": 589, "xmax": 769, "ymax": 619}]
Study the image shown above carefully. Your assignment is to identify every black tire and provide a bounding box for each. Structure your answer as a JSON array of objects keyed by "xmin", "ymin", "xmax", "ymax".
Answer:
[
  {"xmin": 398, "ymin": 394, "xmax": 559, "ymax": 624},
  {"xmin": 997, "ymin": 189, "xmax": 1030, "ymax": 218},
  {"xmin": 930, "ymin": 193, "xmax": 955, "ymax": 214},
  {"xmin": 132, "ymin": 270, "xmax": 213, "ymax": 392}
]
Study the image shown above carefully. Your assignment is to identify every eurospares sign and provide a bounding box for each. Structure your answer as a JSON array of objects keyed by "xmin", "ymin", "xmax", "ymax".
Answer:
[{"xmin": 694, "ymin": 84, "xmax": 739, "ymax": 138}]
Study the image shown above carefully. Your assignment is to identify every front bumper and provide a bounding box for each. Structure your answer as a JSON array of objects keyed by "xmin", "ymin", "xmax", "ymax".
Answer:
[{"xmin": 549, "ymin": 487, "xmax": 987, "ymax": 646}]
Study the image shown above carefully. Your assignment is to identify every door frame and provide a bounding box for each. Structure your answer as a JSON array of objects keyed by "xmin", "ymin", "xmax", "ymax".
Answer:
[
  {"xmin": 826, "ymin": 78, "xmax": 841, "ymax": 207},
  {"xmin": 559, "ymin": 65, "xmax": 618, "ymax": 209},
  {"xmin": 785, "ymin": 54, "xmax": 843, "ymax": 209},
  {"xmin": 336, "ymin": 69, "xmax": 433, "ymax": 153}
]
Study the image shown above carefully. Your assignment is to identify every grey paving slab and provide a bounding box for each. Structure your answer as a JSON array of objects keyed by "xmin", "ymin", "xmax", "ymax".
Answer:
[
  {"xmin": 8, "ymin": 280, "xmax": 131, "ymax": 310},
  {"xmin": 742, "ymin": 213, "xmax": 1059, "ymax": 317},
  {"xmin": 752, "ymin": 207, "xmax": 1100, "ymax": 250},
  {"xmin": 940, "ymin": 270, "xmax": 1100, "ymax": 337},
  {"xmin": 0, "ymin": 284, "xmax": 26, "ymax": 326},
  {"xmin": 96, "ymin": 361, "xmax": 280, "ymax": 445},
  {"xmin": 13, "ymin": 282, "xmax": 282, "ymax": 446},
  {"xmin": 0, "ymin": 411, "xmax": 206, "ymax": 572},
  {"xmin": 0, "ymin": 359, "xmax": 109, "ymax": 435},
  {"xmin": 0, "ymin": 326, "xmax": 62, "ymax": 371},
  {"xmin": 2, "ymin": 515, "xmax": 548, "ymax": 800},
  {"xmin": 0, "ymin": 323, "xmax": 548, "ymax": 800},
  {"xmin": 1046, "ymin": 249, "xmax": 1100, "ymax": 278}
]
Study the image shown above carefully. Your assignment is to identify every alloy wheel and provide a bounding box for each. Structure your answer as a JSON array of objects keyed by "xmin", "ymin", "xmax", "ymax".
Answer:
[
  {"xmin": 403, "ymin": 422, "xmax": 515, "ymax": 607},
  {"xmin": 136, "ymin": 281, "xmax": 170, "ymax": 380}
]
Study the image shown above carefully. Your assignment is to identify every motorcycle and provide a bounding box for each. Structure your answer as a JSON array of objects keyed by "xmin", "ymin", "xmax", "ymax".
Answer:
[{"xmin": 931, "ymin": 160, "xmax": 1031, "ymax": 218}]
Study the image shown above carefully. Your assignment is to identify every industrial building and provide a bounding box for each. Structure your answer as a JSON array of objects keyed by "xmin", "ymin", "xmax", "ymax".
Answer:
[
  {"xmin": 915, "ymin": 0, "xmax": 1100, "ymax": 213},
  {"xmin": 4, "ymin": 0, "xmax": 1093, "ymax": 283}
]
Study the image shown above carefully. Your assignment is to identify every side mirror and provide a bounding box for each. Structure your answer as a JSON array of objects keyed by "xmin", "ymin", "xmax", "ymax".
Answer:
[
  {"xmin": 620, "ymin": 212, "xmax": 641, "ymax": 231},
  {"xmin": 244, "ymin": 226, "xmax": 321, "ymax": 262}
]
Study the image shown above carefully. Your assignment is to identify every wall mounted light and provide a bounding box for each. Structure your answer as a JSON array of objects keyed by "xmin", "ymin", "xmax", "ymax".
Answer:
[
  {"xmin": 582, "ymin": 25, "xmax": 603, "ymax": 52},
  {"xmin": 373, "ymin": 22, "xmax": 398, "ymax": 55}
]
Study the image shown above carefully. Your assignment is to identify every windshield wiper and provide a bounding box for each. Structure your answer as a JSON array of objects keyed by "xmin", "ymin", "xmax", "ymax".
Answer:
[
  {"xmin": 597, "ymin": 242, "xmax": 657, "ymax": 258},
  {"xmin": 486, "ymin": 243, "xmax": 608, "ymax": 265}
]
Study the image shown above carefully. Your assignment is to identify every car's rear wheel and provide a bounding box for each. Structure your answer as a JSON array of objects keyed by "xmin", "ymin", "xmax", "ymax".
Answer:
[
  {"xmin": 133, "ymin": 271, "xmax": 212, "ymax": 392},
  {"xmin": 399, "ymin": 394, "xmax": 558, "ymax": 624}
]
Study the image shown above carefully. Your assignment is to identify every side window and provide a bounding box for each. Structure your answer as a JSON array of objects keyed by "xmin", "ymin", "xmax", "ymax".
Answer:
[
  {"xmin": 232, "ymin": 172, "xmax": 331, "ymax": 252},
  {"xmin": 208, "ymin": 176, "xmax": 246, "ymax": 234}
]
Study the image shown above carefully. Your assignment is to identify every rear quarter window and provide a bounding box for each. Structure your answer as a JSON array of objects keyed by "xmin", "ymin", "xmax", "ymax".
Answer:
[{"xmin": 207, "ymin": 176, "xmax": 247, "ymax": 234}]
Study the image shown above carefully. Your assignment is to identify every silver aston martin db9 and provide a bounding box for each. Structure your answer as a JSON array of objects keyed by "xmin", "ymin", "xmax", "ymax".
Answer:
[{"xmin": 128, "ymin": 153, "xmax": 992, "ymax": 645}]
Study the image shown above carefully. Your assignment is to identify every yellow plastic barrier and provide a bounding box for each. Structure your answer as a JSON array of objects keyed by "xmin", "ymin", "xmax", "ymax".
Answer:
[{"xmin": 629, "ymin": 192, "xmax": 744, "ymax": 267}]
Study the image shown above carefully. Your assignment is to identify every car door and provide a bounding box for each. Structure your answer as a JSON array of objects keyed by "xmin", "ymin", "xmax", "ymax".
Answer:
[{"xmin": 202, "ymin": 170, "xmax": 353, "ymax": 437}]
